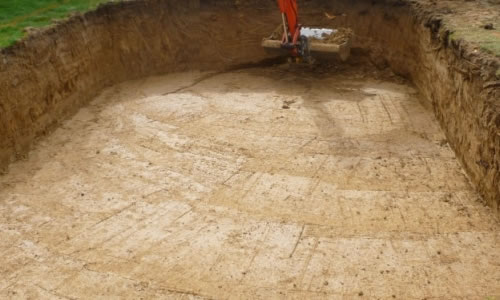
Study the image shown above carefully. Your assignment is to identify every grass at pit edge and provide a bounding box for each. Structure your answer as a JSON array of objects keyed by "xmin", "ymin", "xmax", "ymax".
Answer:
[{"xmin": 0, "ymin": 0, "xmax": 114, "ymax": 48}]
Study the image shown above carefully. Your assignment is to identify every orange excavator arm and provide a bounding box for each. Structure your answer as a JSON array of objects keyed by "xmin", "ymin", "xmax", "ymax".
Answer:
[
  {"xmin": 263, "ymin": 0, "xmax": 352, "ymax": 61},
  {"xmin": 277, "ymin": 0, "xmax": 300, "ymax": 42}
]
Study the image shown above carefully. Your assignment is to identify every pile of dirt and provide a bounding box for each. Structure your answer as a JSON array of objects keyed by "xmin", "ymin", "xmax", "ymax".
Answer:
[
  {"xmin": 267, "ymin": 25, "xmax": 353, "ymax": 45},
  {"xmin": 268, "ymin": 24, "xmax": 284, "ymax": 40},
  {"xmin": 310, "ymin": 27, "xmax": 353, "ymax": 44}
]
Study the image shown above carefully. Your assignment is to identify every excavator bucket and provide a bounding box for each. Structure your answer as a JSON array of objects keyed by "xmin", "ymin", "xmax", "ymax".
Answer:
[{"xmin": 262, "ymin": 27, "xmax": 352, "ymax": 61}]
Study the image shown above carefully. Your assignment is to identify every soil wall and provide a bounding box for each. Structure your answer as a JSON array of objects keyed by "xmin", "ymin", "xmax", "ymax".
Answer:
[{"xmin": 0, "ymin": 0, "xmax": 498, "ymax": 214}]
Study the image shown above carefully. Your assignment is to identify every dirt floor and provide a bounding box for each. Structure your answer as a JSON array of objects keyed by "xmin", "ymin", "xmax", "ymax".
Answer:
[{"xmin": 0, "ymin": 64, "xmax": 498, "ymax": 299}]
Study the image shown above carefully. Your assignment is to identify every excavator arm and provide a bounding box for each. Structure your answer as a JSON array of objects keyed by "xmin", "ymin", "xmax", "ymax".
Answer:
[
  {"xmin": 277, "ymin": 0, "xmax": 301, "ymax": 56},
  {"xmin": 262, "ymin": 0, "xmax": 352, "ymax": 61},
  {"xmin": 278, "ymin": 0, "xmax": 299, "ymax": 43}
]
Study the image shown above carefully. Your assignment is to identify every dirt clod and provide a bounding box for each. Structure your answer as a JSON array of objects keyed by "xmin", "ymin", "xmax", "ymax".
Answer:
[{"xmin": 483, "ymin": 23, "xmax": 494, "ymax": 30}]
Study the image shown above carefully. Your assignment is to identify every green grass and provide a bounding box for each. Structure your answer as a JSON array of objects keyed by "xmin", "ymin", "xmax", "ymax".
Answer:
[
  {"xmin": 446, "ymin": 16, "xmax": 500, "ymax": 57},
  {"xmin": 0, "ymin": 0, "xmax": 112, "ymax": 48},
  {"xmin": 450, "ymin": 28, "xmax": 500, "ymax": 56}
]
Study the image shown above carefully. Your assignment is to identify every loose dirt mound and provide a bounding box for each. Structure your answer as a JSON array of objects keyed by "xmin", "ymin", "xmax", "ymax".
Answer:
[
  {"xmin": 267, "ymin": 25, "xmax": 353, "ymax": 45},
  {"xmin": 310, "ymin": 27, "xmax": 354, "ymax": 44}
]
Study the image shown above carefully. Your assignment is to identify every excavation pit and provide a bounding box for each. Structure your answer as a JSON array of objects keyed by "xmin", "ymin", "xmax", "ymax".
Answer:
[{"xmin": 0, "ymin": 0, "xmax": 499, "ymax": 298}]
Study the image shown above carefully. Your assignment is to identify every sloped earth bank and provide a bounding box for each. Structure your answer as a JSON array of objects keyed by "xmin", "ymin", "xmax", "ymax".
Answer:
[{"xmin": 0, "ymin": 0, "xmax": 499, "ymax": 298}]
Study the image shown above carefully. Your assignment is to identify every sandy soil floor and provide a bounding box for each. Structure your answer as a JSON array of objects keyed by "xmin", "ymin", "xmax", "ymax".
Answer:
[{"xmin": 0, "ymin": 65, "xmax": 499, "ymax": 299}]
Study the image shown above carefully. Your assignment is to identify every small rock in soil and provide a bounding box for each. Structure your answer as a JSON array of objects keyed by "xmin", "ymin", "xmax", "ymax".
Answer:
[{"xmin": 483, "ymin": 23, "xmax": 494, "ymax": 30}]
